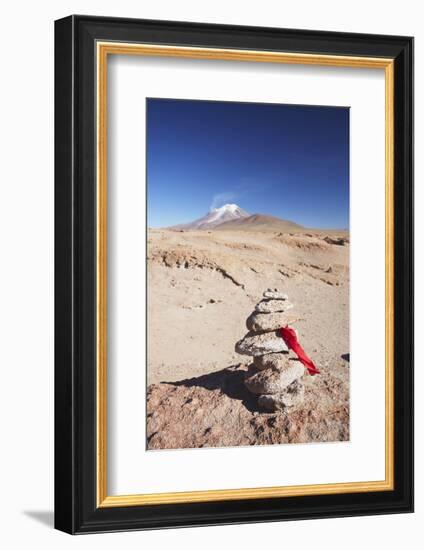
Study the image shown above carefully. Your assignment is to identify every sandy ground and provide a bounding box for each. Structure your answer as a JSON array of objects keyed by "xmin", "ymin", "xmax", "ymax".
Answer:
[{"xmin": 147, "ymin": 229, "xmax": 349, "ymax": 385}]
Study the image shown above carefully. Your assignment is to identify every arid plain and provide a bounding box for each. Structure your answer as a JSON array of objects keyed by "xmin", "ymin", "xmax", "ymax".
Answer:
[{"xmin": 146, "ymin": 218, "xmax": 350, "ymax": 450}]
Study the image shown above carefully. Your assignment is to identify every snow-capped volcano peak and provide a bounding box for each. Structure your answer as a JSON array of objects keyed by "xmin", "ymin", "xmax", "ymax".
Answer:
[
  {"xmin": 207, "ymin": 203, "xmax": 249, "ymax": 223},
  {"xmin": 211, "ymin": 203, "xmax": 240, "ymax": 214},
  {"xmin": 171, "ymin": 203, "xmax": 250, "ymax": 230}
]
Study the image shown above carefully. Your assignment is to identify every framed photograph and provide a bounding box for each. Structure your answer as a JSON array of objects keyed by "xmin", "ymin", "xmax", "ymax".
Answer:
[{"xmin": 54, "ymin": 15, "xmax": 413, "ymax": 534}]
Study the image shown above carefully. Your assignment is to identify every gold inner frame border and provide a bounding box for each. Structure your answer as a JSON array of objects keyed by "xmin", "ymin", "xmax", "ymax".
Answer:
[{"xmin": 96, "ymin": 42, "xmax": 394, "ymax": 508}]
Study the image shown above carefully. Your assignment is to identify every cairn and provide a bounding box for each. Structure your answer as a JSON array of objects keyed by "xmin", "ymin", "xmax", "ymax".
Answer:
[{"xmin": 235, "ymin": 289, "xmax": 305, "ymax": 412}]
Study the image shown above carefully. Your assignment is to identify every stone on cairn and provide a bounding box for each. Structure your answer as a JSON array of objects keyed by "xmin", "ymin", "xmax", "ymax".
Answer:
[
  {"xmin": 246, "ymin": 311, "xmax": 298, "ymax": 332},
  {"xmin": 258, "ymin": 381, "xmax": 305, "ymax": 411},
  {"xmin": 262, "ymin": 290, "xmax": 288, "ymax": 300},
  {"xmin": 254, "ymin": 352, "xmax": 298, "ymax": 370},
  {"xmin": 235, "ymin": 288, "xmax": 305, "ymax": 412},
  {"xmin": 244, "ymin": 362, "xmax": 305, "ymax": 394},
  {"xmin": 255, "ymin": 299, "xmax": 294, "ymax": 314},
  {"xmin": 235, "ymin": 330, "xmax": 289, "ymax": 356}
]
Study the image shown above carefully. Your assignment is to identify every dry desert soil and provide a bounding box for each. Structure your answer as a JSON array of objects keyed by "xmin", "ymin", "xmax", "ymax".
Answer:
[{"xmin": 146, "ymin": 228, "xmax": 350, "ymax": 449}]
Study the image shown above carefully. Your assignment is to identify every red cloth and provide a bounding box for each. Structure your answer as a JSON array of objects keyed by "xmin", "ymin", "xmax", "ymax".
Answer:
[{"xmin": 279, "ymin": 326, "xmax": 320, "ymax": 375}]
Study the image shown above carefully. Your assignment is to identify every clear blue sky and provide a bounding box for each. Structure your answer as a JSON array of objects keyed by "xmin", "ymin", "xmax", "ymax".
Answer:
[{"xmin": 146, "ymin": 98, "xmax": 349, "ymax": 229}]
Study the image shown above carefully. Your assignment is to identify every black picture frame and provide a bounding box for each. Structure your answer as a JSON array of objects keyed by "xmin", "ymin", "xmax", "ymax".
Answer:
[{"xmin": 55, "ymin": 15, "xmax": 414, "ymax": 534}]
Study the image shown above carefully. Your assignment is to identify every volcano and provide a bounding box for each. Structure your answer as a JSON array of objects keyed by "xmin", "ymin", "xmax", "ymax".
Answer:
[{"xmin": 169, "ymin": 204, "xmax": 250, "ymax": 230}]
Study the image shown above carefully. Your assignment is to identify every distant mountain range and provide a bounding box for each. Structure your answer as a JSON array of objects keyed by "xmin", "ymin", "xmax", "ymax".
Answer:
[{"xmin": 168, "ymin": 204, "xmax": 304, "ymax": 232}]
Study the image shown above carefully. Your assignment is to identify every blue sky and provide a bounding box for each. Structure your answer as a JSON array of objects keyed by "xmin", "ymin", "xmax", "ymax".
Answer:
[{"xmin": 146, "ymin": 98, "xmax": 349, "ymax": 229}]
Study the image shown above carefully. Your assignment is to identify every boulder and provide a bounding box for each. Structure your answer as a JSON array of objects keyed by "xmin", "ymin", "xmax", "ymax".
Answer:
[
  {"xmin": 255, "ymin": 299, "xmax": 293, "ymax": 314},
  {"xmin": 244, "ymin": 363, "xmax": 304, "ymax": 394},
  {"xmin": 246, "ymin": 311, "xmax": 297, "ymax": 332},
  {"xmin": 235, "ymin": 331, "xmax": 289, "ymax": 356},
  {"xmin": 258, "ymin": 381, "xmax": 305, "ymax": 411}
]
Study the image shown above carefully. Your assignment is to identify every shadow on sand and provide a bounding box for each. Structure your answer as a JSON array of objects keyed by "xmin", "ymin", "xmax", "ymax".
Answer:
[
  {"xmin": 164, "ymin": 358, "xmax": 305, "ymax": 414},
  {"xmin": 165, "ymin": 365, "xmax": 262, "ymax": 413}
]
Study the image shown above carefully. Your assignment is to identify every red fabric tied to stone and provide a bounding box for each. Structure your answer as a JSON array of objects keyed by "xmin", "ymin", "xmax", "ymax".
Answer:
[{"xmin": 279, "ymin": 326, "xmax": 320, "ymax": 375}]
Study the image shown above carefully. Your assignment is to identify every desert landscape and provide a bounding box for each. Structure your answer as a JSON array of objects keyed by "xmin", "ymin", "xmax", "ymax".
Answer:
[{"xmin": 146, "ymin": 204, "xmax": 350, "ymax": 450}]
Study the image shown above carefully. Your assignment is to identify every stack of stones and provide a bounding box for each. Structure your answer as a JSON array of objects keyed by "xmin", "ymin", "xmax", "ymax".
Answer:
[{"xmin": 235, "ymin": 289, "xmax": 305, "ymax": 412}]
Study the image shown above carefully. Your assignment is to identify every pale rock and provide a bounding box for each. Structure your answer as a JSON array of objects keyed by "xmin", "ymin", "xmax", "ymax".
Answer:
[
  {"xmin": 246, "ymin": 311, "xmax": 297, "ymax": 332},
  {"xmin": 244, "ymin": 363, "xmax": 304, "ymax": 394},
  {"xmin": 253, "ymin": 352, "xmax": 296, "ymax": 371},
  {"xmin": 258, "ymin": 381, "xmax": 305, "ymax": 411},
  {"xmin": 235, "ymin": 331, "xmax": 289, "ymax": 356},
  {"xmin": 255, "ymin": 299, "xmax": 293, "ymax": 314},
  {"xmin": 263, "ymin": 290, "xmax": 288, "ymax": 300}
]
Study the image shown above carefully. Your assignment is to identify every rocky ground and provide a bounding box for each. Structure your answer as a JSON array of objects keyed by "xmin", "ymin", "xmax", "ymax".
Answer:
[
  {"xmin": 147, "ymin": 359, "xmax": 349, "ymax": 449},
  {"xmin": 146, "ymin": 229, "xmax": 350, "ymax": 449}
]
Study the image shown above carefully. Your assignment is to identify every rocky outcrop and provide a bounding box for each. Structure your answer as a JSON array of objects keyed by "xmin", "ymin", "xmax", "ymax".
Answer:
[{"xmin": 323, "ymin": 236, "xmax": 349, "ymax": 246}]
